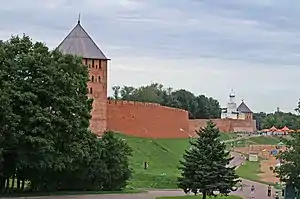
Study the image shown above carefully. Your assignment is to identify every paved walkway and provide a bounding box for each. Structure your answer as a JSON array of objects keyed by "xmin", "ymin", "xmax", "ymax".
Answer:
[
  {"xmin": 222, "ymin": 134, "xmax": 261, "ymax": 144},
  {"xmin": 1, "ymin": 152, "xmax": 273, "ymax": 199}
]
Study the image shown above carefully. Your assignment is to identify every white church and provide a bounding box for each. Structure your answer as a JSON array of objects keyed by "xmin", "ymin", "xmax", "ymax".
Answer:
[{"xmin": 221, "ymin": 90, "xmax": 253, "ymax": 120}]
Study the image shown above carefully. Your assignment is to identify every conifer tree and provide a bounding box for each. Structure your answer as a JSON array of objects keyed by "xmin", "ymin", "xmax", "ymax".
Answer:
[{"xmin": 178, "ymin": 121, "xmax": 239, "ymax": 199}]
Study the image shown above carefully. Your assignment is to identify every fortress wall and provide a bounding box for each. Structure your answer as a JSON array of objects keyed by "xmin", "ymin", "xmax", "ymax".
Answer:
[
  {"xmin": 189, "ymin": 119, "xmax": 231, "ymax": 136},
  {"xmin": 107, "ymin": 100, "xmax": 190, "ymax": 138},
  {"xmin": 230, "ymin": 119, "xmax": 257, "ymax": 132},
  {"xmin": 189, "ymin": 118, "xmax": 257, "ymax": 135}
]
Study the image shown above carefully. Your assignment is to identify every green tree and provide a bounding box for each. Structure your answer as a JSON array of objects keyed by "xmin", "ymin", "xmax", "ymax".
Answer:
[
  {"xmin": 0, "ymin": 35, "xmax": 135, "ymax": 193},
  {"xmin": 275, "ymin": 100, "xmax": 300, "ymax": 192},
  {"xmin": 113, "ymin": 83, "xmax": 221, "ymax": 119},
  {"xmin": 112, "ymin": 86, "xmax": 121, "ymax": 100},
  {"xmin": 275, "ymin": 133, "xmax": 300, "ymax": 191},
  {"xmin": 254, "ymin": 111, "xmax": 300, "ymax": 130},
  {"xmin": 178, "ymin": 121, "xmax": 238, "ymax": 199},
  {"xmin": 0, "ymin": 35, "xmax": 97, "ymax": 192},
  {"xmin": 253, "ymin": 112, "xmax": 267, "ymax": 130},
  {"xmin": 100, "ymin": 131, "xmax": 133, "ymax": 191}
]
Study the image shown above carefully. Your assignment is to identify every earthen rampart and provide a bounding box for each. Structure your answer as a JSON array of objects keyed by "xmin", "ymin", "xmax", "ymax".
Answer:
[{"xmin": 107, "ymin": 100, "xmax": 190, "ymax": 138}]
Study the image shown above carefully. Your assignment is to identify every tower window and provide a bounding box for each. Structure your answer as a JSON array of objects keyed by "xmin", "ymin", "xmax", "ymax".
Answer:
[
  {"xmin": 88, "ymin": 64, "xmax": 91, "ymax": 68},
  {"xmin": 90, "ymin": 87, "xmax": 93, "ymax": 94},
  {"xmin": 92, "ymin": 60, "xmax": 95, "ymax": 68},
  {"xmin": 91, "ymin": 75, "xmax": 94, "ymax": 82},
  {"xmin": 96, "ymin": 65, "xmax": 98, "ymax": 69},
  {"xmin": 98, "ymin": 76, "xmax": 101, "ymax": 82},
  {"xmin": 99, "ymin": 61, "xmax": 102, "ymax": 69}
]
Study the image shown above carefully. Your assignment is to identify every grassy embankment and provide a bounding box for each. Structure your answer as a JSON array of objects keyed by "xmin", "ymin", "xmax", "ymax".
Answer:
[
  {"xmin": 120, "ymin": 133, "xmax": 281, "ymax": 189},
  {"xmin": 7, "ymin": 134, "xmax": 280, "ymax": 195}
]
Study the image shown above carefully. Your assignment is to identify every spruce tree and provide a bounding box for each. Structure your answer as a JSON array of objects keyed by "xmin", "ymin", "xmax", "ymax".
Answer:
[{"xmin": 178, "ymin": 121, "xmax": 239, "ymax": 199}]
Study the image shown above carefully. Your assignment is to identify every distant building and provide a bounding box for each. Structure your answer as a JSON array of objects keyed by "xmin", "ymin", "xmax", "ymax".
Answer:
[{"xmin": 221, "ymin": 90, "xmax": 253, "ymax": 120}]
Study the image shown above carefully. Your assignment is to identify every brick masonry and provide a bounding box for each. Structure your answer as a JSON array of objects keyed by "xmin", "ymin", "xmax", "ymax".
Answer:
[
  {"xmin": 107, "ymin": 100, "xmax": 190, "ymax": 138},
  {"xmin": 83, "ymin": 57, "xmax": 256, "ymax": 138},
  {"xmin": 84, "ymin": 58, "xmax": 108, "ymax": 135}
]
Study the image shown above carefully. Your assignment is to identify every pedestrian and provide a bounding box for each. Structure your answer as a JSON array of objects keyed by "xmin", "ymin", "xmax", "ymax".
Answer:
[
  {"xmin": 250, "ymin": 185, "xmax": 255, "ymax": 198},
  {"xmin": 144, "ymin": 161, "xmax": 148, "ymax": 170},
  {"xmin": 239, "ymin": 180, "xmax": 243, "ymax": 191},
  {"xmin": 274, "ymin": 191, "xmax": 279, "ymax": 199},
  {"xmin": 267, "ymin": 184, "xmax": 271, "ymax": 197}
]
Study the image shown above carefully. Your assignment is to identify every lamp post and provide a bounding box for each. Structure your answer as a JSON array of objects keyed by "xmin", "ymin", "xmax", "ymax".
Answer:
[
  {"xmin": 180, "ymin": 128, "xmax": 193, "ymax": 150},
  {"xmin": 180, "ymin": 128, "xmax": 192, "ymax": 139}
]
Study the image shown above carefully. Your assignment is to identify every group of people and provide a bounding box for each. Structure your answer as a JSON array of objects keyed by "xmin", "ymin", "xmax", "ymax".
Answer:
[{"xmin": 238, "ymin": 181, "xmax": 281, "ymax": 199}]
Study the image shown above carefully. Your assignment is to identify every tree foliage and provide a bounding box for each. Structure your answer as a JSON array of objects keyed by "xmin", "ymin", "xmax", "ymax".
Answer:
[
  {"xmin": 254, "ymin": 111, "xmax": 300, "ymax": 130},
  {"xmin": 275, "ymin": 100, "xmax": 300, "ymax": 191},
  {"xmin": 111, "ymin": 83, "xmax": 221, "ymax": 119},
  {"xmin": 0, "ymin": 35, "xmax": 132, "ymax": 193},
  {"xmin": 275, "ymin": 133, "xmax": 300, "ymax": 191},
  {"xmin": 177, "ymin": 121, "xmax": 238, "ymax": 199}
]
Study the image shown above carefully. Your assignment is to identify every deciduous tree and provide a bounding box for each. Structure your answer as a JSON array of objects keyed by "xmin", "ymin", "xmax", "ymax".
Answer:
[
  {"xmin": 111, "ymin": 84, "xmax": 221, "ymax": 119},
  {"xmin": 0, "ymin": 35, "xmax": 132, "ymax": 193}
]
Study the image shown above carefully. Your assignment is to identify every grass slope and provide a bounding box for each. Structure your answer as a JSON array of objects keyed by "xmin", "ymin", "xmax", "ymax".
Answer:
[
  {"xmin": 118, "ymin": 134, "xmax": 190, "ymax": 189},
  {"xmin": 118, "ymin": 133, "xmax": 282, "ymax": 189},
  {"xmin": 236, "ymin": 161, "xmax": 261, "ymax": 181},
  {"xmin": 247, "ymin": 136, "xmax": 281, "ymax": 145},
  {"xmin": 156, "ymin": 196, "xmax": 243, "ymax": 199}
]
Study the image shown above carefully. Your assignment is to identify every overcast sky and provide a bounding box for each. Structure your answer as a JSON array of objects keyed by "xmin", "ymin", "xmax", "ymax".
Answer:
[{"xmin": 1, "ymin": 0, "xmax": 300, "ymax": 113}]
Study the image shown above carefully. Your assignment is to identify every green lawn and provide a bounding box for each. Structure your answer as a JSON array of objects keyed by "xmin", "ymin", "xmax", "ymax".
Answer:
[
  {"xmin": 3, "ymin": 189, "xmax": 145, "ymax": 197},
  {"xmin": 117, "ymin": 133, "xmax": 281, "ymax": 189},
  {"xmin": 226, "ymin": 135, "xmax": 282, "ymax": 148},
  {"xmin": 247, "ymin": 136, "xmax": 281, "ymax": 145},
  {"xmin": 156, "ymin": 195, "xmax": 243, "ymax": 199},
  {"xmin": 236, "ymin": 161, "xmax": 261, "ymax": 181},
  {"xmin": 118, "ymin": 134, "xmax": 189, "ymax": 189},
  {"xmin": 219, "ymin": 133, "xmax": 238, "ymax": 141}
]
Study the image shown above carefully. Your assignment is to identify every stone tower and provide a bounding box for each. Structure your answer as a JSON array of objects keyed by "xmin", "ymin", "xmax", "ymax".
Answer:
[
  {"xmin": 237, "ymin": 100, "xmax": 253, "ymax": 120},
  {"xmin": 57, "ymin": 19, "xmax": 109, "ymax": 135}
]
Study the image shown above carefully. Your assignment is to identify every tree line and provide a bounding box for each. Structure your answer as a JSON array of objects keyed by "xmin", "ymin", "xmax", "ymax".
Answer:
[
  {"xmin": 0, "ymin": 36, "xmax": 132, "ymax": 194},
  {"xmin": 110, "ymin": 84, "xmax": 221, "ymax": 119},
  {"xmin": 254, "ymin": 111, "xmax": 300, "ymax": 130}
]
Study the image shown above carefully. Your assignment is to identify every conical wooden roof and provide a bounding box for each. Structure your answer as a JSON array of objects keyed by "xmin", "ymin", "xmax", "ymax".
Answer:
[
  {"xmin": 57, "ymin": 21, "xmax": 108, "ymax": 60},
  {"xmin": 237, "ymin": 101, "xmax": 252, "ymax": 113}
]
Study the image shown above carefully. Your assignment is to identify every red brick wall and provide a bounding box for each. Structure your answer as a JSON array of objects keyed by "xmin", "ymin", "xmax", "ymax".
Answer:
[
  {"xmin": 189, "ymin": 118, "xmax": 256, "ymax": 135},
  {"xmin": 107, "ymin": 100, "xmax": 190, "ymax": 138},
  {"xmin": 83, "ymin": 58, "xmax": 108, "ymax": 135}
]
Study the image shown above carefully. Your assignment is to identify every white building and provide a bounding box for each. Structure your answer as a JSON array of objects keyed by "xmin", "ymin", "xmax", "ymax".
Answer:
[{"xmin": 221, "ymin": 90, "xmax": 253, "ymax": 120}]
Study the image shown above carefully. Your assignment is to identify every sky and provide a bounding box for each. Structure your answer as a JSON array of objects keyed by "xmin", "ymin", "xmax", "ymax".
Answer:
[{"xmin": 1, "ymin": 0, "xmax": 300, "ymax": 113}]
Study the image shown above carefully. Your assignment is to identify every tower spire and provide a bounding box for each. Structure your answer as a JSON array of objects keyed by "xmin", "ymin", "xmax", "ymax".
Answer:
[{"xmin": 78, "ymin": 13, "xmax": 81, "ymax": 24}]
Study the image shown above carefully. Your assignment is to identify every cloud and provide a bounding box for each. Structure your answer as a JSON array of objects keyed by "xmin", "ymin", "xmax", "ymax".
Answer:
[{"xmin": 1, "ymin": 0, "xmax": 300, "ymax": 113}]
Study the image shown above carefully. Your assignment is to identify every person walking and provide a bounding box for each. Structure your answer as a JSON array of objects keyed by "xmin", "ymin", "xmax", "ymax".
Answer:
[
  {"xmin": 239, "ymin": 181, "xmax": 243, "ymax": 191},
  {"xmin": 267, "ymin": 184, "xmax": 272, "ymax": 197},
  {"xmin": 250, "ymin": 185, "xmax": 255, "ymax": 198},
  {"xmin": 274, "ymin": 191, "xmax": 279, "ymax": 199}
]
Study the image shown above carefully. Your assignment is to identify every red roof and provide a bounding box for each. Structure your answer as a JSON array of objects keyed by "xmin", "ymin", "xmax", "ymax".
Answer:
[
  {"xmin": 270, "ymin": 126, "xmax": 277, "ymax": 131},
  {"xmin": 281, "ymin": 126, "xmax": 290, "ymax": 132}
]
